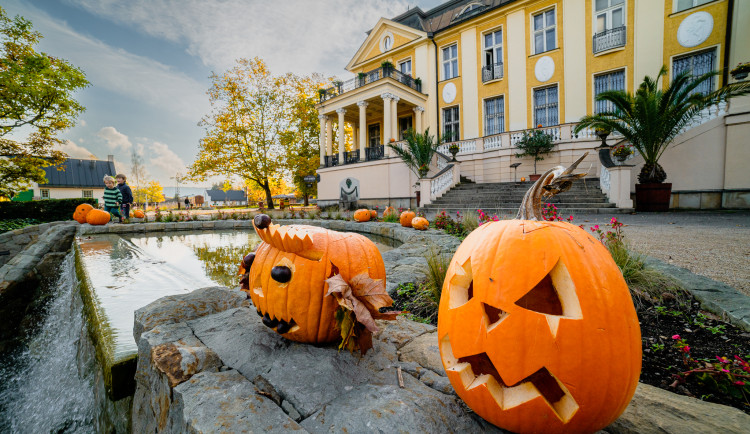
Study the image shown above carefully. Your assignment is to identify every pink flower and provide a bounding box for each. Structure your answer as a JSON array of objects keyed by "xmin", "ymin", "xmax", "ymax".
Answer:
[
  {"xmin": 672, "ymin": 335, "xmax": 681, "ymax": 340},
  {"xmin": 721, "ymin": 369, "xmax": 730, "ymax": 373},
  {"xmin": 682, "ymin": 346, "xmax": 690, "ymax": 353},
  {"xmin": 735, "ymin": 381, "xmax": 746, "ymax": 386}
]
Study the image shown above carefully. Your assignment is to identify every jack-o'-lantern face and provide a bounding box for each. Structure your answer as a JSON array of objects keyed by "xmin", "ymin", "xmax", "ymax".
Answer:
[
  {"xmin": 242, "ymin": 215, "xmax": 386, "ymax": 344},
  {"xmin": 437, "ymin": 220, "xmax": 641, "ymax": 433}
]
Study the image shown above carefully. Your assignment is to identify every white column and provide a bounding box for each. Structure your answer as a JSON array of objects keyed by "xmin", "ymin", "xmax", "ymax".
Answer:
[
  {"xmin": 391, "ymin": 95, "xmax": 400, "ymax": 142},
  {"xmin": 608, "ymin": 166, "xmax": 634, "ymax": 208},
  {"xmin": 337, "ymin": 108, "xmax": 346, "ymax": 165},
  {"xmin": 414, "ymin": 106, "xmax": 424, "ymax": 134},
  {"xmin": 358, "ymin": 100, "xmax": 368, "ymax": 161},
  {"xmin": 325, "ymin": 117, "xmax": 333, "ymax": 157},
  {"xmin": 318, "ymin": 114, "xmax": 328, "ymax": 166},
  {"xmin": 381, "ymin": 93, "xmax": 392, "ymax": 156}
]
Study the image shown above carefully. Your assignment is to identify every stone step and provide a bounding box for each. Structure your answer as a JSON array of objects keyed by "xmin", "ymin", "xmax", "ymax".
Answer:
[
  {"xmin": 423, "ymin": 202, "xmax": 618, "ymax": 210},
  {"xmin": 420, "ymin": 207, "xmax": 634, "ymax": 216},
  {"xmin": 433, "ymin": 194, "xmax": 610, "ymax": 201}
]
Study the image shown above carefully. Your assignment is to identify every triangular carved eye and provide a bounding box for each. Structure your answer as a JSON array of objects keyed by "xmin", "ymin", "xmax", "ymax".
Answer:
[
  {"xmin": 482, "ymin": 303, "xmax": 508, "ymax": 332},
  {"xmin": 448, "ymin": 259, "xmax": 473, "ymax": 308},
  {"xmin": 514, "ymin": 260, "xmax": 582, "ymax": 336}
]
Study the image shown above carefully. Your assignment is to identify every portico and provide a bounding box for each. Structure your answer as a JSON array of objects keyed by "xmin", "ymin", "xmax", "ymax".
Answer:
[{"xmin": 316, "ymin": 68, "xmax": 427, "ymax": 168}]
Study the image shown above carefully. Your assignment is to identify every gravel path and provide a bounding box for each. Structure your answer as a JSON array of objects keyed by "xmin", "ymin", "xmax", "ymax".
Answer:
[{"xmin": 572, "ymin": 211, "xmax": 750, "ymax": 296}]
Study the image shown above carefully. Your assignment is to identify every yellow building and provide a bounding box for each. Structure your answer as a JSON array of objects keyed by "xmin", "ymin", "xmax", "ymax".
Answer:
[{"xmin": 316, "ymin": 0, "xmax": 750, "ymax": 211}]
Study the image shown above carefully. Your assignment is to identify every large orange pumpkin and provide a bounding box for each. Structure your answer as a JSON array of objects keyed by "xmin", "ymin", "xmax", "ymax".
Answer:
[
  {"xmin": 437, "ymin": 154, "xmax": 641, "ymax": 433},
  {"xmin": 399, "ymin": 210, "xmax": 416, "ymax": 227},
  {"xmin": 411, "ymin": 216, "xmax": 429, "ymax": 230},
  {"xmin": 242, "ymin": 214, "xmax": 387, "ymax": 344},
  {"xmin": 353, "ymin": 209, "xmax": 371, "ymax": 222},
  {"xmin": 73, "ymin": 203, "xmax": 94, "ymax": 223},
  {"xmin": 86, "ymin": 209, "xmax": 111, "ymax": 225},
  {"xmin": 132, "ymin": 209, "xmax": 145, "ymax": 219},
  {"xmin": 370, "ymin": 210, "xmax": 378, "ymax": 220}
]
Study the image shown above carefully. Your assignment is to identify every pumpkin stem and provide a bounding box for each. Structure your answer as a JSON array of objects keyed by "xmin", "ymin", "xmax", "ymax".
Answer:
[{"xmin": 516, "ymin": 153, "xmax": 589, "ymax": 221}]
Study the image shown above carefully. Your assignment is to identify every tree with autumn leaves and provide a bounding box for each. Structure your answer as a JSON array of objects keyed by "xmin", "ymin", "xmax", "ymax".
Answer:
[
  {"xmin": 188, "ymin": 58, "xmax": 323, "ymax": 209},
  {"xmin": 0, "ymin": 7, "xmax": 89, "ymax": 198}
]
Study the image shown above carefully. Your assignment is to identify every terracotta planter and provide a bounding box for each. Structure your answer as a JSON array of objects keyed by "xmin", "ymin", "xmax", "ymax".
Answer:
[
  {"xmin": 529, "ymin": 174, "xmax": 541, "ymax": 182},
  {"xmin": 635, "ymin": 183, "xmax": 672, "ymax": 212}
]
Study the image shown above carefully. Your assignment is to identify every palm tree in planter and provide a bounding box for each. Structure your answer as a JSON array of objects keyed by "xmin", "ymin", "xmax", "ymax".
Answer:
[
  {"xmin": 575, "ymin": 66, "xmax": 750, "ymax": 211},
  {"xmin": 388, "ymin": 128, "xmax": 444, "ymax": 179}
]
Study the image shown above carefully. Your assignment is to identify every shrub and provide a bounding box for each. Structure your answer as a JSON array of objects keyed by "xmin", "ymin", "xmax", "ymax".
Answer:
[
  {"xmin": 0, "ymin": 218, "xmax": 39, "ymax": 233},
  {"xmin": 0, "ymin": 198, "xmax": 98, "ymax": 223}
]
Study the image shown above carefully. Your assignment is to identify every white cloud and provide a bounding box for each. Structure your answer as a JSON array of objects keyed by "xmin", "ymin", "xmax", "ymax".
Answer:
[
  {"xmin": 64, "ymin": 0, "xmax": 415, "ymax": 77},
  {"xmin": 148, "ymin": 141, "xmax": 187, "ymax": 180},
  {"xmin": 56, "ymin": 139, "xmax": 97, "ymax": 159},
  {"xmin": 97, "ymin": 126, "xmax": 133, "ymax": 151},
  {"xmin": 79, "ymin": 119, "xmax": 87, "ymax": 127},
  {"xmin": 4, "ymin": 0, "xmax": 209, "ymax": 121}
]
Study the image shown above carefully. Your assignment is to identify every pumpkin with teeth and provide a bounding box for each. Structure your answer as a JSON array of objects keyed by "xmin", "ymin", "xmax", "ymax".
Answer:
[
  {"xmin": 240, "ymin": 214, "xmax": 387, "ymax": 343},
  {"xmin": 437, "ymin": 154, "xmax": 641, "ymax": 433}
]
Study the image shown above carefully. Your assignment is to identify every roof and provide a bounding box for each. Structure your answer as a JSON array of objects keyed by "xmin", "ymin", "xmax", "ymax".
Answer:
[
  {"xmin": 205, "ymin": 189, "xmax": 247, "ymax": 201},
  {"xmin": 39, "ymin": 158, "xmax": 117, "ymax": 188},
  {"xmin": 392, "ymin": 0, "xmax": 516, "ymax": 34}
]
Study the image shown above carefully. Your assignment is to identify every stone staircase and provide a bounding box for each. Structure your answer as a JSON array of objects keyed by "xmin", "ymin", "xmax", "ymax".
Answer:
[{"xmin": 421, "ymin": 177, "xmax": 633, "ymax": 217}]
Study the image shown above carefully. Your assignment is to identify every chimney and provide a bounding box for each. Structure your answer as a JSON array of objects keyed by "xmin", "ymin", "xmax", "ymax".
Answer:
[{"xmin": 108, "ymin": 155, "xmax": 114, "ymax": 162}]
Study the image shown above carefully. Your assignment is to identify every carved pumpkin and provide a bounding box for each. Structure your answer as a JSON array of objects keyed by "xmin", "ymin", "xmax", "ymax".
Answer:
[
  {"xmin": 400, "ymin": 210, "xmax": 416, "ymax": 227},
  {"xmin": 370, "ymin": 210, "xmax": 378, "ymax": 219},
  {"xmin": 86, "ymin": 209, "xmax": 111, "ymax": 225},
  {"xmin": 242, "ymin": 214, "xmax": 387, "ymax": 344},
  {"xmin": 353, "ymin": 209, "xmax": 371, "ymax": 222},
  {"xmin": 382, "ymin": 206, "xmax": 397, "ymax": 218},
  {"xmin": 411, "ymin": 217, "xmax": 429, "ymax": 230},
  {"xmin": 437, "ymin": 154, "xmax": 641, "ymax": 433},
  {"xmin": 73, "ymin": 203, "xmax": 94, "ymax": 223},
  {"xmin": 132, "ymin": 209, "xmax": 145, "ymax": 219}
]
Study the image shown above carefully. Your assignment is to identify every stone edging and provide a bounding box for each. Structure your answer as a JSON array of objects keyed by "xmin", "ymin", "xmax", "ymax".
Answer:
[{"xmin": 643, "ymin": 256, "xmax": 750, "ymax": 332}]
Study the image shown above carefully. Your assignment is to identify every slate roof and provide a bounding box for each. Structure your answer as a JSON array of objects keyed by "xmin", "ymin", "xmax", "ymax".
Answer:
[
  {"xmin": 391, "ymin": 0, "xmax": 516, "ymax": 34},
  {"xmin": 205, "ymin": 189, "xmax": 247, "ymax": 202},
  {"xmin": 39, "ymin": 158, "xmax": 116, "ymax": 188}
]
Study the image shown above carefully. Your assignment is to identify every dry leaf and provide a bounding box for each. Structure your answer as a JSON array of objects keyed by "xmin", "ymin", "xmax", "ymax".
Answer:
[
  {"xmin": 326, "ymin": 274, "xmax": 379, "ymax": 332},
  {"xmin": 349, "ymin": 273, "xmax": 394, "ymax": 313}
]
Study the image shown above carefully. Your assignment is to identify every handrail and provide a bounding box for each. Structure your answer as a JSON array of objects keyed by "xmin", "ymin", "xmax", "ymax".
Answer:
[
  {"xmin": 319, "ymin": 66, "xmax": 423, "ymax": 103},
  {"xmin": 430, "ymin": 163, "xmax": 454, "ymax": 180}
]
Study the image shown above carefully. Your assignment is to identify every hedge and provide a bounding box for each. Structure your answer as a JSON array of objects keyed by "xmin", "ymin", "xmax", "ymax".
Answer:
[{"xmin": 0, "ymin": 198, "xmax": 98, "ymax": 222}]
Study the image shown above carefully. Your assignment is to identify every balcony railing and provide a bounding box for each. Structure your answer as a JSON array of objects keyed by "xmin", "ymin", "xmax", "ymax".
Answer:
[
  {"xmin": 365, "ymin": 145, "xmax": 384, "ymax": 161},
  {"xmin": 324, "ymin": 154, "xmax": 339, "ymax": 168},
  {"xmin": 319, "ymin": 67, "xmax": 422, "ymax": 103},
  {"xmin": 344, "ymin": 150, "xmax": 360, "ymax": 164},
  {"xmin": 593, "ymin": 26, "xmax": 626, "ymax": 54},
  {"xmin": 481, "ymin": 62, "xmax": 504, "ymax": 83}
]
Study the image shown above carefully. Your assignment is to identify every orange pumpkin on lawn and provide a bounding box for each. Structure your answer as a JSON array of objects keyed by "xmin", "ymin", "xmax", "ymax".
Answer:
[
  {"xmin": 437, "ymin": 154, "xmax": 641, "ymax": 433},
  {"xmin": 132, "ymin": 209, "xmax": 145, "ymax": 219},
  {"xmin": 353, "ymin": 209, "xmax": 371, "ymax": 222},
  {"xmin": 399, "ymin": 210, "xmax": 416, "ymax": 227},
  {"xmin": 86, "ymin": 209, "xmax": 111, "ymax": 225},
  {"xmin": 73, "ymin": 203, "xmax": 94, "ymax": 223},
  {"xmin": 240, "ymin": 214, "xmax": 389, "ymax": 344}
]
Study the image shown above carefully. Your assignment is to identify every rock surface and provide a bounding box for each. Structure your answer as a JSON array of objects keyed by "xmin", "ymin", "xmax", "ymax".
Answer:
[{"xmin": 131, "ymin": 287, "xmax": 750, "ymax": 433}]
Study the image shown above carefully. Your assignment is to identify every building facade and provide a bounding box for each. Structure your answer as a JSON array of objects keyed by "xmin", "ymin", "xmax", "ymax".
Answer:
[
  {"xmin": 27, "ymin": 157, "xmax": 117, "ymax": 205},
  {"xmin": 316, "ymin": 0, "xmax": 750, "ymax": 210}
]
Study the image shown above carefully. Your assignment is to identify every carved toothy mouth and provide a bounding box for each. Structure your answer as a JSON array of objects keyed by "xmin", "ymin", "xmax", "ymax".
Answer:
[
  {"xmin": 257, "ymin": 310, "xmax": 300, "ymax": 335},
  {"xmin": 441, "ymin": 334, "xmax": 579, "ymax": 422}
]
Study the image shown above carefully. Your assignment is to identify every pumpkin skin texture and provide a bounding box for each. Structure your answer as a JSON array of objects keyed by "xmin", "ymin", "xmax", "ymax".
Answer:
[
  {"xmin": 353, "ymin": 209, "xmax": 371, "ymax": 222},
  {"xmin": 411, "ymin": 217, "xmax": 429, "ymax": 230},
  {"xmin": 246, "ymin": 217, "xmax": 387, "ymax": 344},
  {"xmin": 370, "ymin": 210, "xmax": 378, "ymax": 219},
  {"xmin": 437, "ymin": 220, "xmax": 641, "ymax": 433},
  {"xmin": 400, "ymin": 210, "xmax": 416, "ymax": 227},
  {"xmin": 132, "ymin": 209, "xmax": 145, "ymax": 219},
  {"xmin": 86, "ymin": 209, "xmax": 112, "ymax": 225},
  {"xmin": 73, "ymin": 203, "xmax": 94, "ymax": 223}
]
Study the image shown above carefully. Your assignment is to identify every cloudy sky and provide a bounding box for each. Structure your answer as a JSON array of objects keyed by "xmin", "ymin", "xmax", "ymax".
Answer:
[{"xmin": 5, "ymin": 0, "xmax": 444, "ymax": 190}]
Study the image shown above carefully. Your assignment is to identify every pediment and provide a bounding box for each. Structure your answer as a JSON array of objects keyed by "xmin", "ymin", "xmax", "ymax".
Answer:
[{"xmin": 347, "ymin": 18, "xmax": 427, "ymax": 71}]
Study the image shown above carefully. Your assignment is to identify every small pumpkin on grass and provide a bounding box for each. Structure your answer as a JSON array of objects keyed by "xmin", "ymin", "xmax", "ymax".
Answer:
[
  {"xmin": 132, "ymin": 209, "xmax": 145, "ymax": 219},
  {"xmin": 399, "ymin": 210, "xmax": 416, "ymax": 227},
  {"xmin": 86, "ymin": 209, "xmax": 111, "ymax": 225},
  {"xmin": 411, "ymin": 216, "xmax": 429, "ymax": 230},
  {"xmin": 239, "ymin": 214, "xmax": 398, "ymax": 354},
  {"xmin": 370, "ymin": 209, "xmax": 378, "ymax": 220},
  {"xmin": 353, "ymin": 209, "xmax": 371, "ymax": 222},
  {"xmin": 73, "ymin": 203, "xmax": 94, "ymax": 223},
  {"xmin": 382, "ymin": 206, "xmax": 398, "ymax": 218},
  {"xmin": 437, "ymin": 153, "xmax": 641, "ymax": 433}
]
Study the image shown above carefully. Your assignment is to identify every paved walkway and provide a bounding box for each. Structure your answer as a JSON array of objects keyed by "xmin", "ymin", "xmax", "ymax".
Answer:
[{"xmin": 571, "ymin": 211, "xmax": 750, "ymax": 296}]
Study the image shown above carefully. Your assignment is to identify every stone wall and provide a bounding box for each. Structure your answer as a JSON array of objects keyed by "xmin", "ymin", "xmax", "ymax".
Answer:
[{"xmin": 0, "ymin": 221, "xmax": 71, "ymax": 268}]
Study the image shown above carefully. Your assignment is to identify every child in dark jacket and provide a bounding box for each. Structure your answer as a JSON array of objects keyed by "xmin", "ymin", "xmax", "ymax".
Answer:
[
  {"xmin": 103, "ymin": 175, "xmax": 123, "ymax": 223},
  {"xmin": 116, "ymin": 174, "xmax": 134, "ymax": 219}
]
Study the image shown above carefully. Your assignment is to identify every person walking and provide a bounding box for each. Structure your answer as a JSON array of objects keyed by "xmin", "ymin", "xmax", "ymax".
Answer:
[{"xmin": 116, "ymin": 174, "xmax": 133, "ymax": 220}]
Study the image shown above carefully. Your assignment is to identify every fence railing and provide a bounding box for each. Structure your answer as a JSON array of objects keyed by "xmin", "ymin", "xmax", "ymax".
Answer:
[
  {"xmin": 481, "ymin": 62, "xmax": 504, "ymax": 83},
  {"xmin": 319, "ymin": 67, "xmax": 423, "ymax": 103},
  {"xmin": 593, "ymin": 26, "xmax": 626, "ymax": 54}
]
